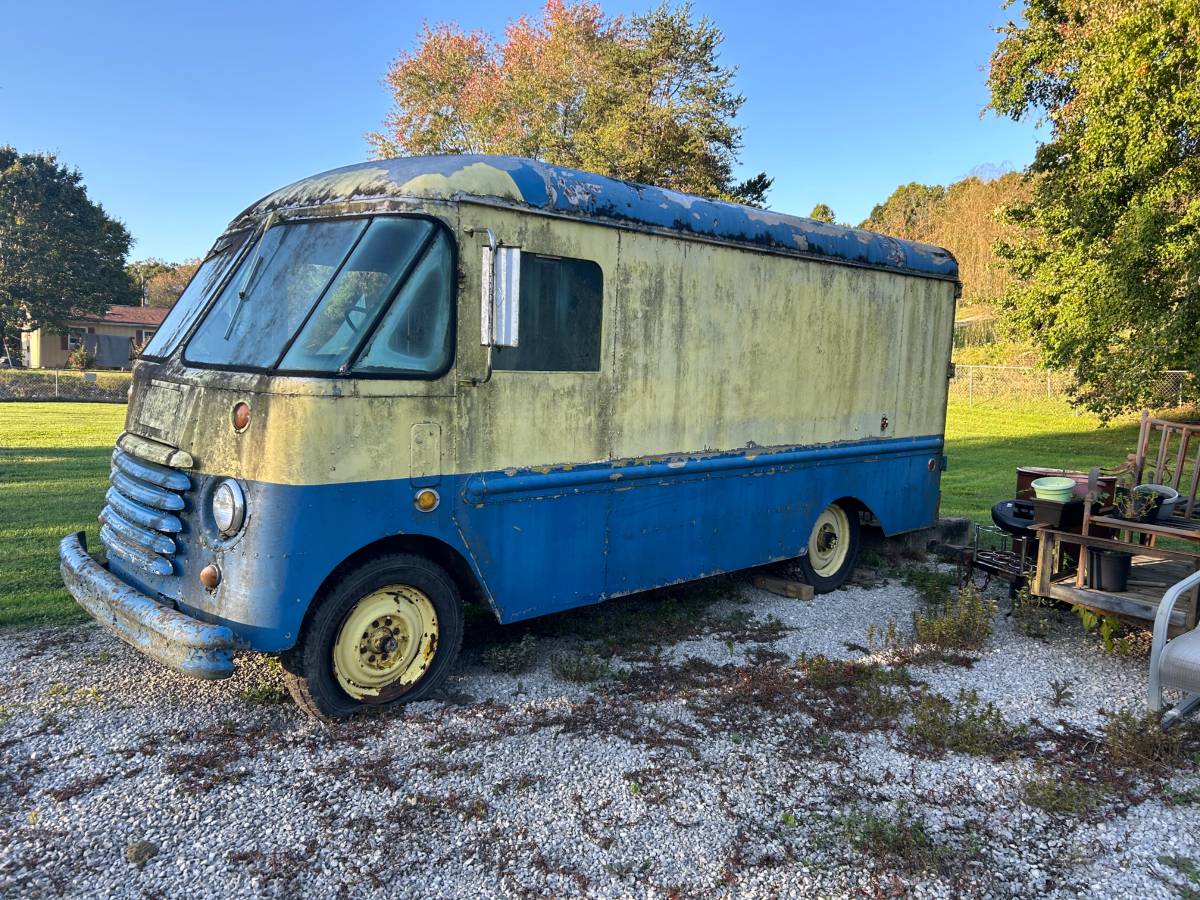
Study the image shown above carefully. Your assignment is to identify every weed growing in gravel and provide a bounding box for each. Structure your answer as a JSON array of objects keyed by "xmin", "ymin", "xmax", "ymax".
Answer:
[
  {"xmin": 1073, "ymin": 606, "xmax": 1125, "ymax": 653},
  {"xmin": 839, "ymin": 805, "xmax": 953, "ymax": 874},
  {"xmin": 1158, "ymin": 855, "xmax": 1200, "ymax": 898},
  {"xmin": 1049, "ymin": 678, "xmax": 1076, "ymax": 708},
  {"xmin": 1012, "ymin": 587, "xmax": 1056, "ymax": 639},
  {"xmin": 550, "ymin": 645, "xmax": 612, "ymax": 683},
  {"xmin": 45, "ymin": 772, "xmax": 111, "ymax": 802},
  {"xmin": 1102, "ymin": 709, "xmax": 1182, "ymax": 772},
  {"xmin": 482, "ymin": 634, "xmax": 538, "ymax": 674},
  {"xmin": 492, "ymin": 773, "xmax": 543, "ymax": 796},
  {"xmin": 908, "ymin": 689, "xmax": 1025, "ymax": 756},
  {"xmin": 1020, "ymin": 774, "xmax": 1109, "ymax": 816},
  {"xmin": 45, "ymin": 683, "xmax": 103, "ymax": 708},
  {"xmin": 912, "ymin": 584, "xmax": 996, "ymax": 653},
  {"xmin": 1163, "ymin": 785, "xmax": 1200, "ymax": 806},
  {"xmin": 795, "ymin": 655, "xmax": 914, "ymax": 727},
  {"xmin": 710, "ymin": 611, "xmax": 790, "ymax": 643},
  {"xmin": 237, "ymin": 683, "xmax": 289, "ymax": 705},
  {"xmin": 902, "ymin": 567, "xmax": 956, "ymax": 605}
]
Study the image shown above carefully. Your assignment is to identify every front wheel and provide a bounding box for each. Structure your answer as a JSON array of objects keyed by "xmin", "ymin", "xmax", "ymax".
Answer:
[
  {"xmin": 283, "ymin": 553, "xmax": 464, "ymax": 719},
  {"xmin": 796, "ymin": 502, "xmax": 861, "ymax": 593}
]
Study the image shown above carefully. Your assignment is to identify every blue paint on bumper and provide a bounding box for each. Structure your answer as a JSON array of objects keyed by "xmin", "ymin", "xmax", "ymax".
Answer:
[{"xmin": 59, "ymin": 532, "xmax": 236, "ymax": 679}]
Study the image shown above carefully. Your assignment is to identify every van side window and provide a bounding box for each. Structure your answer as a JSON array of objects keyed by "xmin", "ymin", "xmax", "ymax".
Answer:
[{"xmin": 493, "ymin": 254, "xmax": 602, "ymax": 372}]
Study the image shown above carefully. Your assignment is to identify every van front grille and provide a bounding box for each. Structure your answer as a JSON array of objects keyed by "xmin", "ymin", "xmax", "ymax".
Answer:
[{"xmin": 100, "ymin": 446, "xmax": 189, "ymax": 577}]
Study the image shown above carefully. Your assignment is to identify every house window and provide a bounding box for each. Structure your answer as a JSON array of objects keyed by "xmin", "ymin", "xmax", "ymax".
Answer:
[
  {"xmin": 66, "ymin": 328, "xmax": 85, "ymax": 351},
  {"xmin": 492, "ymin": 254, "xmax": 603, "ymax": 372}
]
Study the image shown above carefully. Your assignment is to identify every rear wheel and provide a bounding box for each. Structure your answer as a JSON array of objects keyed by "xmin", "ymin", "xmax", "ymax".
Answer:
[
  {"xmin": 283, "ymin": 553, "xmax": 464, "ymax": 719},
  {"xmin": 797, "ymin": 502, "xmax": 861, "ymax": 593}
]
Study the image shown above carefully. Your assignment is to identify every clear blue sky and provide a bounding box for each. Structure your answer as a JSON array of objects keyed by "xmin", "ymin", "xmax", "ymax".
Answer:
[{"xmin": 1, "ymin": 0, "xmax": 1041, "ymax": 263}]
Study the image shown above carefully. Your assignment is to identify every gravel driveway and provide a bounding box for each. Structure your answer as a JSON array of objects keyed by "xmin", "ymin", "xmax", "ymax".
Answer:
[{"xmin": 2, "ymin": 565, "xmax": 1199, "ymax": 898}]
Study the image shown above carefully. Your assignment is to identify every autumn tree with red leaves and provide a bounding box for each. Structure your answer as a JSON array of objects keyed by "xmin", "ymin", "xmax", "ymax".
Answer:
[{"xmin": 369, "ymin": 1, "xmax": 771, "ymax": 206}]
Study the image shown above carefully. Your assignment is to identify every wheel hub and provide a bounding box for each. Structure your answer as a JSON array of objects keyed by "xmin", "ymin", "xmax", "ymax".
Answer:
[
  {"xmin": 808, "ymin": 504, "xmax": 851, "ymax": 578},
  {"xmin": 333, "ymin": 586, "xmax": 439, "ymax": 702}
]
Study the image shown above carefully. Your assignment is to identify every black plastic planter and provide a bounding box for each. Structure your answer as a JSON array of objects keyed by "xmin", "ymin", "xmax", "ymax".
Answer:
[
  {"xmin": 1032, "ymin": 498, "xmax": 1086, "ymax": 529},
  {"xmin": 1087, "ymin": 548, "xmax": 1132, "ymax": 592}
]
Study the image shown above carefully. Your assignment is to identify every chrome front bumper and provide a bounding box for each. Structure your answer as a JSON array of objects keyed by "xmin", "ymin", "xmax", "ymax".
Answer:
[{"xmin": 59, "ymin": 532, "xmax": 236, "ymax": 680}]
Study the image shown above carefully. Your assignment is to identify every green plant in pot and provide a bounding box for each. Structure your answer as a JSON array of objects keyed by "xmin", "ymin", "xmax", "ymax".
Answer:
[{"xmin": 1111, "ymin": 473, "xmax": 1161, "ymax": 523}]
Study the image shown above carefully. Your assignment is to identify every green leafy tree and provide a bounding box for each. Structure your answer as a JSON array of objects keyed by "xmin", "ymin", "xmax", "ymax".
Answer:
[
  {"xmin": 369, "ymin": 0, "xmax": 772, "ymax": 206},
  {"xmin": 808, "ymin": 203, "xmax": 835, "ymax": 224},
  {"xmin": 988, "ymin": 0, "xmax": 1200, "ymax": 417},
  {"xmin": 0, "ymin": 148, "xmax": 136, "ymax": 355},
  {"xmin": 861, "ymin": 182, "xmax": 947, "ymax": 240},
  {"xmin": 126, "ymin": 258, "xmax": 173, "ymax": 304}
]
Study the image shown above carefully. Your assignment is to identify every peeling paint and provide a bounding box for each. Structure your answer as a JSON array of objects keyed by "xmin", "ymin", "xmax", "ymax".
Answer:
[{"xmin": 234, "ymin": 154, "xmax": 959, "ymax": 281}]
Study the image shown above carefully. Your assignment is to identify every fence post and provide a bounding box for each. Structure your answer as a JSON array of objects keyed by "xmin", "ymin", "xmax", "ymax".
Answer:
[
  {"xmin": 54, "ymin": 370, "xmax": 59, "ymax": 398},
  {"xmin": 968, "ymin": 367, "xmax": 974, "ymax": 405}
]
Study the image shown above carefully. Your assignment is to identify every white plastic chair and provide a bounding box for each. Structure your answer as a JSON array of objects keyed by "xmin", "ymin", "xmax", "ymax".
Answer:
[{"xmin": 1149, "ymin": 569, "xmax": 1200, "ymax": 727}]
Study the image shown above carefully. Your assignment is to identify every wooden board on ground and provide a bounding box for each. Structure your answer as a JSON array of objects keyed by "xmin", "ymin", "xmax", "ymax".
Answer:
[{"xmin": 753, "ymin": 575, "xmax": 815, "ymax": 600}]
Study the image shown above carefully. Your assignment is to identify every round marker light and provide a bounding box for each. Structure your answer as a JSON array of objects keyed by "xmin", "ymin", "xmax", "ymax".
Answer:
[
  {"xmin": 414, "ymin": 488, "xmax": 440, "ymax": 512},
  {"xmin": 232, "ymin": 401, "xmax": 252, "ymax": 432},
  {"xmin": 199, "ymin": 564, "xmax": 222, "ymax": 590},
  {"xmin": 212, "ymin": 479, "xmax": 247, "ymax": 536}
]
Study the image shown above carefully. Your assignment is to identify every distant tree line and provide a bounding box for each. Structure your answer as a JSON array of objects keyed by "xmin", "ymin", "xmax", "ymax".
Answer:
[{"xmin": 861, "ymin": 171, "xmax": 1031, "ymax": 314}]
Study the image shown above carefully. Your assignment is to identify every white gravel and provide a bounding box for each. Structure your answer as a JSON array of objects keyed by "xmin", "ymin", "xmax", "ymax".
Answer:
[{"xmin": 1, "ymin": 565, "xmax": 1199, "ymax": 898}]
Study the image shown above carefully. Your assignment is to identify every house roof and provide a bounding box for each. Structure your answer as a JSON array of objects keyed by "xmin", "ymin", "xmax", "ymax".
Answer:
[
  {"xmin": 71, "ymin": 305, "xmax": 169, "ymax": 327},
  {"xmin": 234, "ymin": 154, "xmax": 959, "ymax": 282}
]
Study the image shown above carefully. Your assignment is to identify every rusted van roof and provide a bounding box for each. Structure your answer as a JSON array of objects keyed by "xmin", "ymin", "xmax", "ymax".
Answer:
[{"xmin": 236, "ymin": 155, "xmax": 958, "ymax": 281}]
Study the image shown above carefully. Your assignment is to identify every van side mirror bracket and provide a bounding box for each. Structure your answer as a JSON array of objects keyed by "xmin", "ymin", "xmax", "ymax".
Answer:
[{"xmin": 465, "ymin": 227, "xmax": 521, "ymax": 385}]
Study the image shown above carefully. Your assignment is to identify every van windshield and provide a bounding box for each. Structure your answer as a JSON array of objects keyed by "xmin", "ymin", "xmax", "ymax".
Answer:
[
  {"xmin": 183, "ymin": 216, "xmax": 454, "ymax": 376},
  {"xmin": 140, "ymin": 231, "xmax": 249, "ymax": 359}
]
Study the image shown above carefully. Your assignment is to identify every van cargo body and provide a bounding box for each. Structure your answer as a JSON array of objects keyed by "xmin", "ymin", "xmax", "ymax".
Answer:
[{"xmin": 60, "ymin": 154, "xmax": 958, "ymax": 716}]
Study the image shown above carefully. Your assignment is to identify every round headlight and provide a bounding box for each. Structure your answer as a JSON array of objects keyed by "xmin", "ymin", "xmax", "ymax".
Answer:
[{"xmin": 211, "ymin": 479, "xmax": 246, "ymax": 536}]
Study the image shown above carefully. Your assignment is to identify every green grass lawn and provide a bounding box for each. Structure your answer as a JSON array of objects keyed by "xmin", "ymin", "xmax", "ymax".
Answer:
[
  {"xmin": 940, "ymin": 399, "xmax": 1142, "ymax": 525},
  {"xmin": 1, "ymin": 403, "xmax": 125, "ymax": 627},
  {"xmin": 0, "ymin": 399, "xmax": 1145, "ymax": 628}
]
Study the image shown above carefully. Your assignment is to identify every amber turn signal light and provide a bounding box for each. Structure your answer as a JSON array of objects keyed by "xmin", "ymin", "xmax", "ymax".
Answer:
[
  {"xmin": 232, "ymin": 402, "xmax": 251, "ymax": 432},
  {"xmin": 199, "ymin": 564, "xmax": 222, "ymax": 590},
  {"xmin": 414, "ymin": 489, "xmax": 440, "ymax": 512}
]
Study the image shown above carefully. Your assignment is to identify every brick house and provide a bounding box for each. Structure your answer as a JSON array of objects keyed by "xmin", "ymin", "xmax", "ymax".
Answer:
[{"xmin": 21, "ymin": 306, "xmax": 169, "ymax": 369}]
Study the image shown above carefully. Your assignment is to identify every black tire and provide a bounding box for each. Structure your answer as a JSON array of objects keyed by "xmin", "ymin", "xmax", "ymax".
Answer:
[
  {"xmin": 283, "ymin": 553, "xmax": 464, "ymax": 720},
  {"xmin": 796, "ymin": 502, "xmax": 861, "ymax": 593}
]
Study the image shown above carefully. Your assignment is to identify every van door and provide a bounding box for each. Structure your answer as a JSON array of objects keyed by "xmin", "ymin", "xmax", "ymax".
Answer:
[{"xmin": 453, "ymin": 208, "xmax": 619, "ymax": 621}]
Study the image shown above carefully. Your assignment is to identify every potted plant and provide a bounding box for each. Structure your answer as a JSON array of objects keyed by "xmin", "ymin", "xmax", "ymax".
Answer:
[
  {"xmin": 1109, "ymin": 471, "xmax": 1161, "ymax": 523},
  {"xmin": 1137, "ymin": 483, "xmax": 1180, "ymax": 522}
]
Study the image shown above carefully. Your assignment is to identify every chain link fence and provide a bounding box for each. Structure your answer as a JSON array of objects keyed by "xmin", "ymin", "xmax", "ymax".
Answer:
[
  {"xmin": 0, "ymin": 363, "xmax": 1193, "ymax": 410},
  {"xmin": 0, "ymin": 369, "xmax": 132, "ymax": 403},
  {"xmin": 950, "ymin": 365, "xmax": 1194, "ymax": 409}
]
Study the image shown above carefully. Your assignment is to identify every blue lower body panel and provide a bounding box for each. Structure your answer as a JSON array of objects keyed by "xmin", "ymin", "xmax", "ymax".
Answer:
[{"xmin": 103, "ymin": 435, "xmax": 943, "ymax": 652}]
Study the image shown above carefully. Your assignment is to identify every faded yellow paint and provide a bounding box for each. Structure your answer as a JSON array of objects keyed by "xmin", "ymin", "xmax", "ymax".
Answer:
[
  {"xmin": 127, "ymin": 196, "xmax": 954, "ymax": 487},
  {"xmin": 397, "ymin": 163, "xmax": 524, "ymax": 204}
]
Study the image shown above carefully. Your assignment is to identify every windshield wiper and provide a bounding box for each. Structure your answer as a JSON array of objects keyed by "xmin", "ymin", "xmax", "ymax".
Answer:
[{"xmin": 224, "ymin": 213, "xmax": 277, "ymax": 340}]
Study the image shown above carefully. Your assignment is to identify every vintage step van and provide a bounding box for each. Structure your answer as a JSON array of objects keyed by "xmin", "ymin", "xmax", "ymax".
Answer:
[{"xmin": 60, "ymin": 155, "xmax": 959, "ymax": 718}]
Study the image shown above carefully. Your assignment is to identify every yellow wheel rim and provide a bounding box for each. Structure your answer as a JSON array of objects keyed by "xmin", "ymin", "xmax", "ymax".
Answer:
[
  {"xmin": 808, "ymin": 504, "xmax": 851, "ymax": 578},
  {"xmin": 332, "ymin": 585, "xmax": 439, "ymax": 702}
]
